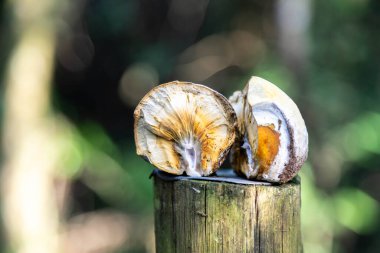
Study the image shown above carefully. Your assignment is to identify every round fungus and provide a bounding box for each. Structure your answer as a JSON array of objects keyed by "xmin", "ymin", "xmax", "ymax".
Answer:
[
  {"xmin": 230, "ymin": 77, "xmax": 308, "ymax": 183},
  {"xmin": 134, "ymin": 81, "xmax": 237, "ymax": 176}
]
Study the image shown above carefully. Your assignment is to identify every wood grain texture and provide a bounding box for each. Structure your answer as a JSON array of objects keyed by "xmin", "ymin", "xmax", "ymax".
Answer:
[{"xmin": 154, "ymin": 175, "xmax": 301, "ymax": 253}]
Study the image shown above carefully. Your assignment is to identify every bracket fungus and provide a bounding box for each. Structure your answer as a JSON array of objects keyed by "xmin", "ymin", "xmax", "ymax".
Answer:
[
  {"xmin": 229, "ymin": 77, "xmax": 308, "ymax": 183},
  {"xmin": 134, "ymin": 81, "xmax": 237, "ymax": 177}
]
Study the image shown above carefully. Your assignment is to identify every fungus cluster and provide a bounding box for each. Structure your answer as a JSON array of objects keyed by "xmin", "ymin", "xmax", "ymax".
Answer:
[{"xmin": 134, "ymin": 77, "xmax": 308, "ymax": 183}]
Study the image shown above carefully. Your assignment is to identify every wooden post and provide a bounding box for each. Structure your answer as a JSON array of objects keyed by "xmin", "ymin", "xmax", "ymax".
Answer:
[{"xmin": 153, "ymin": 170, "xmax": 302, "ymax": 253}]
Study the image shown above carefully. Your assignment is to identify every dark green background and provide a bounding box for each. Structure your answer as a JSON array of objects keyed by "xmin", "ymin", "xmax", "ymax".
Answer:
[{"xmin": 1, "ymin": 0, "xmax": 380, "ymax": 252}]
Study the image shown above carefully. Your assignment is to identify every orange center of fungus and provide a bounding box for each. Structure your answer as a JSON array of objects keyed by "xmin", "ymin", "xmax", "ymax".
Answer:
[{"xmin": 257, "ymin": 125, "xmax": 280, "ymax": 173}]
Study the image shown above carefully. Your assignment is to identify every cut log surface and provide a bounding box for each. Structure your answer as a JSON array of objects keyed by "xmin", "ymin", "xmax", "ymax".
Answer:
[{"xmin": 154, "ymin": 169, "xmax": 301, "ymax": 253}]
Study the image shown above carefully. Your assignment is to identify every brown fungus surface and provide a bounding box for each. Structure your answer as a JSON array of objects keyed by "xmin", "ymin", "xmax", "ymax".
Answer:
[
  {"xmin": 256, "ymin": 125, "xmax": 280, "ymax": 174},
  {"xmin": 134, "ymin": 81, "xmax": 237, "ymax": 176},
  {"xmin": 229, "ymin": 77, "xmax": 308, "ymax": 183}
]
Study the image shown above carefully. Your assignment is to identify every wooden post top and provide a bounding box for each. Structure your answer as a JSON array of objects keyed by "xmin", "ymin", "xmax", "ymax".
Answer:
[
  {"xmin": 153, "ymin": 168, "xmax": 301, "ymax": 184},
  {"xmin": 153, "ymin": 169, "xmax": 302, "ymax": 253}
]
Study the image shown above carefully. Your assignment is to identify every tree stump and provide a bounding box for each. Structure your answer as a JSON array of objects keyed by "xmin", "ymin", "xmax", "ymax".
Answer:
[{"xmin": 153, "ymin": 169, "xmax": 302, "ymax": 253}]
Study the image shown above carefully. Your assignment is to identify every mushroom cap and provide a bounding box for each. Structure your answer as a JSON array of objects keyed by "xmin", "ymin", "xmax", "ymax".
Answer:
[
  {"xmin": 134, "ymin": 81, "xmax": 237, "ymax": 176},
  {"xmin": 245, "ymin": 76, "xmax": 308, "ymax": 183}
]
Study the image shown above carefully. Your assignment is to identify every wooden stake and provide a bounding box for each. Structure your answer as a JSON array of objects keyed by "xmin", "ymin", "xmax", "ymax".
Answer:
[{"xmin": 154, "ymin": 170, "xmax": 302, "ymax": 253}]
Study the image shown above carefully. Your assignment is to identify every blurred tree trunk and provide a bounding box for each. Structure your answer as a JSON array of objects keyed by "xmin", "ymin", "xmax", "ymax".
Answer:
[
  {"xmin": 275, "ymin": 0, "xmax": 314, "ymax": 125},
  {"xmin": 276, "ymin": 0, "xmax": 311, "ymax": 83},
  {"xmin": 1, "ymin": 0, "xmax": 66, "ymax": 252}
]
